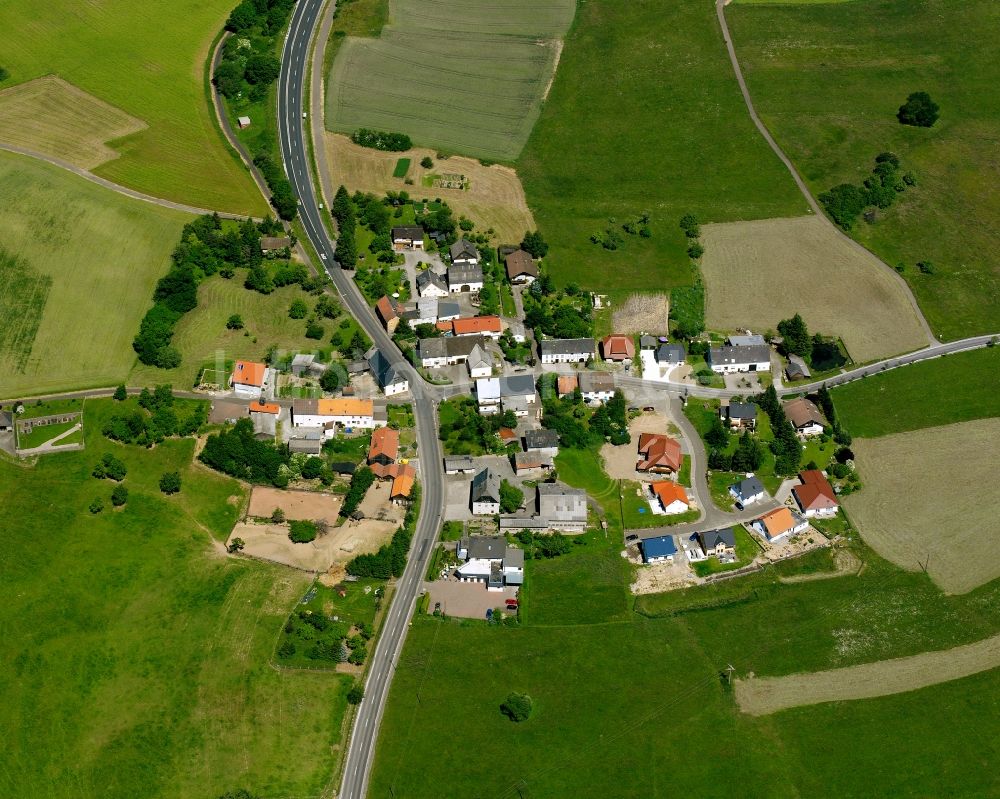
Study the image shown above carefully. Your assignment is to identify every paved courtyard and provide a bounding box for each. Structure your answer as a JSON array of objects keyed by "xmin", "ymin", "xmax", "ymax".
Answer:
[{"xmin": 423, "ymin": 578, "xmax": 518, "ymax": 620}]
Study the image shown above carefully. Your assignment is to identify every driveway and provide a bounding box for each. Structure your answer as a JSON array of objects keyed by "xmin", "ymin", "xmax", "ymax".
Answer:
[{"xmin": 423, "ymin": 578, "xmax": 518, "ymax": 620}]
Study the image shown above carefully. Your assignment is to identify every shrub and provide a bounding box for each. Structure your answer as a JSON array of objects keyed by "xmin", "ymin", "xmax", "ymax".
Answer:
[
  {"xmin": 93, "ymin": 453, "xmax": 127, "ymax": 481},
  {"xmin": 271, "ymin": 507, "xmax": 286, "ymax": 523},
  {"xmin": 289, "ymin": 519, "xmax": 318, "ymax": 543},
  {"xmin": 228, "ymin": 537, "xmax": 246, "ymax": 553},
  {"xmin": 111, "ymin": 485, "xmax": 129, "ymax": 507},
  {"xmin": 305, "ymin": 321, "xmax": 325, "ymax": 340},
  {"xmin": 289, "ymin": 298, "xmax": 309, "ymax": 319},
  {"xmin": 897, "ymin": 91, "xmax": 939, "ymax": 127},
  {"xmin": 341, "ymin": 466, "xmax": 376, "ymax": 517},
  {"xmin": 89, "ymin": 498, "xmax": 104, "ymax": 514},
  {"xmin": 226, "ymin": 314, "xmax": 244, "ymax": 330},
  {"xmin": 159, "ymin": 471, "xmax": 182, "ymax": 495},
  {"xmin": 347, "ymin": 683, "xmax": 364, "ymax": 704},
  {"xmin": 679, "ymin": 213, "xmax": 700, "ymax": 238},
  {"xmin": 420, "ymin": 156, "xmax": 433, "ymax": 169},
  {"xmin": 499, "ymin": 480, "xmax": 524, "ymax": 514},
  {"xmin": 520, "ymin": 230, "xmax": 549, "ymax": 258},
  {"xmin": 113, "ymin": 384, "xmax": 127, "ymax": 401},
  {"xmin": 500, "ymin": 692, "xmax": 532, "ymax": 722},
  {"xmin": 348, "ymin": 645, "xmax": 367, "ymax": 665},
  {"xmin": 918, "ymin": 260, "xmax": 935, "ymax": 275},
  {"xmin": 277, "ymin": 640, "xmax": 295, "ymax": 658},
  {"xmin": 687, "ymin": 242, "xmax": 704, "ymax": 259},
  {"xmin": 351, "ymin": 128, "xmax": 412, "ymax": 152},
  {"xmin": 301, "ymin": 456, "xmax": 325, "ymax": 479}
]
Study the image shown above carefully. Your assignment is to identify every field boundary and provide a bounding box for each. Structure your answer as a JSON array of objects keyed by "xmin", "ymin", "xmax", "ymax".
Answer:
[{"xmin": 735, "ymin": 631, "xmax": 1000, "ymax": 716}]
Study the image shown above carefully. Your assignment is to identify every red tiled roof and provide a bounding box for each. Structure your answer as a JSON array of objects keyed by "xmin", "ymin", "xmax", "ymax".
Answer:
[
  {"xmin": 249, "ymin": 400, "xmax": 280, "ymax": 414},
  {"xmin": 793, "ymin": 470, "xmax": 838, "ymax": 510},
  {"xmin": 368, "ymin": 426, "xmax": 399, "ymax": 464},
  {"xmin": 452, "ymin": 316, "xmax": 501, "ymax": 335},
  {"xmin": 390, "ymin": 464, "xmax": 416, "ymax": 498},
  {"xmin": 636, "ymin": 433, "xmax": 682, "ymax": 473},
  {"xmin": 601, "ymin": 335, "xmax": 635, "ymax": 361},
  {"xmin": 232, "ymin": 360, "xmax": 267, "ymax": 387},
  {"xmin": 376, "ymin": 296, "xmax": 398, "ymax": 324},
  {"xmin": 557, "ymin": 375, "xmax": 578, "ymax": 396},
  {"xmin": 651, "ymin": 480, "xmax": 689, "ymax": 509}
]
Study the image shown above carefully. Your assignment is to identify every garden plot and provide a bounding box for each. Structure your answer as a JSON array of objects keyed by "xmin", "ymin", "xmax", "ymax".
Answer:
[
  {"xmin": 612, "ymin": 293, "xmax": 669, "ymax": 335},
  {"xmin": 844, "ymin": 418, "xmax": 1000, "ymax": 594},
  {"xmin": 325, "ymin": 0, "xmax": 576, "ymax": 161},
  {"xmin": 701, "ymin": 216, "xmax": 929, "ymax": 362}
]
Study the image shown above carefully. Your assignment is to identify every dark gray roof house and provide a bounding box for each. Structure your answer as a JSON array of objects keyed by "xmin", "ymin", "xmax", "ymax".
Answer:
[
  {"xmin": 447, "ymin": 263, "xmax": 484, "ymax": 286},
  {"xmin": 540, "ymin": 338, "xmax": 596, "ymax": 358},
  {"xmin": 640, "ymin": 335, "xmax": 657, "ymax": 350},
  {"xmin": 731, "ymin": 476, "xmax": 765, "ymax": 502},
  {"xmin": 471, "ymin": 467, "xmax": 501, "ymax": 504},
  {"xmin": 416, "ymin": 269, "xmax": 448, "ymax": 294},
  {"xmin": 0, "ymin": 411, "xmax": 12, "ymax": 431},
  {"xmin": 366, "ymin": 347, "xmax": 408, "ymax": 392},
  {"xmin": 698, "ymin": 528, "xmax": 736, "ymax": 551},
  {"xmin": 391, "ymin": 225, "xmax": 424, "ymax": 243},
  {"xmin": 449, "ymin": 239, "xmax": 480, "ymax": 263},
  {"xmin": 724, "ymin": 402, "xmax": 758, "ymax": 422},
  {"xmin": 498, "ymin": 374, "xmax": 536, "ymax": 398},
  {"xmin": 709, "ymin": 344, "xmax": 771, "ymax": 368},
  {"xmin": 525, "ymin": 428, "xmax": 559, "ymax": 450},
  {"xmin": 785, "ymin": 354, "xmax": 811, "ymax": 380},
  {"xmin": 656, "ymin": 343, "xmax": 686, "ymax": 363}
]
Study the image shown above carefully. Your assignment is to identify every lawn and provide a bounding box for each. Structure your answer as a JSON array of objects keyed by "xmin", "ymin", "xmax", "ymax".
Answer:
[
  {"xmin": 831, "ymin": 346, "xmax": 1000, "ymax": 437},
  {"xmin": 437, "ymin": 396, "xmax": 489, "ymax": 456},
  {"xmin": 517, "ymin": 0, "xmax": 808, "ymax": 292},
  {"xmin": 691, "ymin": 527, "xmax": 759, "ymax": 577},
  {"xmin": 18, "ymin": 398, "xmax": 83, "ymax": 419},
  {"xmin": 0, "ymin": 152, "xmax": 190, "ymax": 398},
  {"xmin": 728, "ymin": 0, "xmax": 1000, "ymax": 340},
  {"xmin": 0, "ymin": 398, "xmax": 351, "ymax": 799},
  {"xmin": 326, "ymin": 0, "xmax": 576, "ymax": 161},
  {"xmin": 0, "ymin": 0, "xmax": 264, "ymax": 214},
  {"xmin": 15, "ymin": 419, "xmax": 79, "ymax": 450}
]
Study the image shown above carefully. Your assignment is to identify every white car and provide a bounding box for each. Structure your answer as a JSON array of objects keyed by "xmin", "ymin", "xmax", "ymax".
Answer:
[
  {"xmin": 320, "ymin": 253, "xmax": 327, "ymax": 260},
  {"xmin": 302, "ymin": 112, "xmax": 307, "ymax": 119}
]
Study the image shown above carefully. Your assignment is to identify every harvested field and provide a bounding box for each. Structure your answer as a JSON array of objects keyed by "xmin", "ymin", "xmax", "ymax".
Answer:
[
  {"xmin": 844, "ymin": 419, "xmax": 1000, "ymax": 594},
  {"xmin": 324, "ymin": 133, "xmax": 534, "ymax": 243},
  {"xmin": 325, "ymin": 0, "xmax": 575, "ymax": 161},
  {"xmin": 0, "ymin": 76, "xmax": 146, "ymax": 170},
  {"xmin": 611, "ymin": 293, "xmax": 669, "ymax": 335},
  {"xmin": 735, "ymin": 631, "xmax": 1000, "ymax": 716},
  {"xmin": 248, "ymin": 487, "xmax": 342, "ymax": 526},
  {"xmin": 701, "ymin": 216, "xmax": 929, "ymax": 362}
]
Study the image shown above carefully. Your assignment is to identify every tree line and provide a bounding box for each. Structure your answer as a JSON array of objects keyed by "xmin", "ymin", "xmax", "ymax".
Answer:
[
  {"xmin": 820, "ymin": 152, "xmax": 915, "ymax": 230},
  {"xmin": 346, "ymin": 483, "xmax": 421, "ymax": 578}
]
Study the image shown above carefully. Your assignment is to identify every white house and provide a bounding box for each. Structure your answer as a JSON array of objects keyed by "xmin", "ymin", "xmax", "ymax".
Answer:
[
  {"xmin": 416, "ymin": 269, "xmax": 448, "ymax": 298},
  {"xmin": 540, "ymin": 338, "xmax": 595, "ymax": 364},
  {"xmin": 475, "ymin": 377, "xmax": 502, "ymax": 414},
  {"xmin": 290, "ymin": 398, "xmax": 385, "ymax": 437},
  {"xmin": 447, "ymin": 263, "xmax": 484, "ymax": 293},
  {"xmin": 639, "ymin": 535, "xmax": 677, "ymax": 564},
  {"xmin": 419, "ymin": 335, "xmax": 488, "ymax": 369},
  {"xmin": 783, "ymin": 398, "xmax": 827, "ymax": 438},
  {"xmin": 729, "ymin": 476, "xmax": 766, "ymax": 509},
  {"xmin": 470, "ymin": 467, "xmax": 501, "ymax": 515},
  {"xmin": 753, "ymin": 507, "xmax": 808, "ymax": 543},
  {"xmin": 391, "ymin": 225, "xmax": 424, "ymax": 250},
  {"xmin": 456, "ymin": 535, "xmax": 523, "ymax": 588},
  {"xmin": 709, "ymin": 344, "xmax": 771, "ymax": 374},
  {"xmin": 231, "ymin": 360, "xmax": 270, "ymax": 399},
  {"xmin": 366, "ymin": 347, "xmax": 409, "ymax": 396},
  {"xmin": 467, "ymin": 343, "xmax": 493, "ymax": 379},
  {"xmin": 578, "ymin": 371, "xmax": 615, "ymax": 404}
]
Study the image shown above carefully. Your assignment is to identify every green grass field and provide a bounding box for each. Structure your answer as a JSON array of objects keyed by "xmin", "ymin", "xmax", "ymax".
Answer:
[
  {"xmin": 728, "ymin": 0, "xmax": 1000, "ymax": 340},
  {"xmin": 326, "ymin": 0, "xmax": 575, "ymax": 161},
  {"xmin": 0, "ymin": 0, "xmax": 264, "ymax": 214},
  {"xmin": 15, "ymin": 419, "xmax": 79, "ymax": 450},
  {"xmin": 0, "ymin": 152, "xmax": 190, "ymax": 398},
  {"xmin": 518, "ymin": 0, "xmax": 808, "ymax": 292},
  {"xmin": 0, "ymin": 399, "xmax": 351, "ymax": 798},
  {"xmin": 832, "ymin": 346, "xmax": 1000, "ymax": 437}
]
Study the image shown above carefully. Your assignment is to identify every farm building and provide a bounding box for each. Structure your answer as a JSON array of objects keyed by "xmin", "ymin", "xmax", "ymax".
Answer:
[
  {"xmin": 785, "ymin": 354, "xmax": 811, "ymax": 381},
  {"xmin": 418, "ymin": 335, "xmax": 489, "ymax": 369},
  {"xmin": 450, "ymin": 239, "xmax": 480, "ymax": 267},
  {"xmin": 291, "ymin": 398, "xmax": 384, "ymax": 436},
  {"xmin": 444, "ymin": 455, "xmax": 476, "ymax": 475},
  {"xmin": 536, "ymin": 484, "xmax": 588, "ymax": 532},
  {"xmin": 525, "ymin": 428, "xmax": 559, "ymax": 456},
  {"xmin": 540, "ymin": 338, "xmax": 595, "ymax": 364},
  {"xmin": 447, "ymin": 263, "xmax": 484, "ymax": 293},
  {"xmin": 452, "ymin": 316, "xmax": 502, "ymax": 339},
  {"xmin": 260, "ymin": 236, "xmax": 291, "ymax": 253},
  {"xmin": 416, "ymin": 269, "xmax": 449, "ymax": 298},
  {"xmin": 513, "ymin": 450, "xmax": 552, "ymax": 476}
]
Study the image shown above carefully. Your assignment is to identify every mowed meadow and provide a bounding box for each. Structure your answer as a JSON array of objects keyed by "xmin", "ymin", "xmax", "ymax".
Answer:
[
  {"xmin": 728, "ymin": 0, "xmax": 1000, "ymax": 340},
  {"xmin": 0, "ymin": 0, "xmax": 264, "ymax": 214},
  {"xmin": 0, "ymin": 399, "xmax": 351, "ymax": 799},
  {"xmin": 517, "ymin": 0, "xmax": 809, "ymax": 292},
  {"xmin": 0, "ymin": 152, "xmax": 189, "ymax": 398},
  {"xmin": 326, "ymin": 0, "xmax": 575, "ymax": 161}
]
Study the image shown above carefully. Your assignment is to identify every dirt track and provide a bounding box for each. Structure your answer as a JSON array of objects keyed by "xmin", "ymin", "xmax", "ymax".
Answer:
[
  {"xmin": 248, "ymin": 486, "xmax": 342, "ymax": 526},
  {"xmin": 735, "ymin": 631, "xmax": 1000, "ymax": 716}
]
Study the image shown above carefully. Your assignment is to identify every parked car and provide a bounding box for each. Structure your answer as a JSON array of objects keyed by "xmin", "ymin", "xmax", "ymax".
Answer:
[
  {"xmin": 625, "ymin": 533, "xmax": 639, "ymax": 542},
  {"xmin": 643, "ymin": 406, "xmax": 655, "ymax": 412},
  {"xmin": 505, "ymin": 599, "xmax": 519, "ymax": 609}
]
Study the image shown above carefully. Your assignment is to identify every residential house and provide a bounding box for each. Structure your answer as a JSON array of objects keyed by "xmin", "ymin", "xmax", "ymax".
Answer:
[
  {"xmin": 248, "ymin": 400, "xmax": 279, "ymax": 416},
  {"xmin": 291, "ymin": 398, "xmax": 383, "ymax": 436},
  {"xmin": 452, "ymin": 315, "xmax": 502, "ymax": 339},
  {"xmin": 456, "ymin": 536, "xmax": 524, "ymax": 588},
  {"xmin": 753, "ymin": 507, "xmax": 808, "ymax": 543},
  {"xmin": 708, "ymin": 344, "xmax": 771, "ymax": 374},
  {"xmin": 524, "ymin": 428, "xmax": 559, "ymax": 457},
  {"xmin": 467, "ymin": 342, "xmax": 493, "ymax": 378},
  {"xmin": 651, "ymin": 480, "xmax": 689, "ymax": 514},
  {"xmin": 513, "ymin": 450, "xmax": 552, "ymax": 476},
  {"xmin": 504, "ymin": 250, "xmax": 538, "ymax": 284},
  {"xmin": 444, "ymin": 455, "xmax": 476, "ymax": 475},
  {"xmin": 640, "ymin": 335, "xmax": 657, "ymax": 351},
  {"xmin": 476, "ymin": 375, "xmax": 537, "ymax": 416},
  {"xmin": 793, "ymin": 470, "xmax": 839, "ymax": 517},
  {"xmin": 601, "ymin": 334, "xmax": 635, "ymax": 362},
  {"xmin": 475, "ymin": 377, "xmax": 502, "ymax": 414},
  {"xmin": 640, "ymin": 534, "xmax": 677, "ymax": 564},
  {"xmin": 437, "ymin": 301, "xmax": 461, "ymax": 322},
  {"xmin": 391, "ymin": 225, "xmax": 424, "ymax": 250},
  {"xmin": 540, "ymin": 338, "xmax": 595, "ymax": 364},
  {"xmin": 450, "ymin": 239, "xmax": 480, "ymax": 267},
  {"xmin": 698, "ymin": 528, "xmax": 736, "ymax": 558},
  {"xmin": 447, "ymin": 263, "xmax": 484, "ymax": 293},
  {"xmin": 470, "ymin": 467, "xmax": 501, "ymax": 515},
  {"xmin": 402, "ymin": 297, "xmax": 440, "ymax": 327},
  {"xmin": 636, "ymin": 433, "xmax": 682, "ymax": 474},
  {"xmin": 536, "ymin": 484, "xmax": 588, "ymax": 532},
  {"xmin": 0, "ymin": 411, "xmax": 12, "ymax": 432},
  {"xmin": 556, "ymin": 375, "xmax": 578, "ymax": 398},
  {"xmin": 375, "ymin": 296, "xmax": 400, "ymax": 334},
  {"xmin": 367, "ymin": 427, "xmax": 399, "ymax": 477},
  {"xmin": 366, "ymin": 347, "xmax": 409, "ymax": 396},
  {"xmin": 578, "ymin": 371, "xmax": 615, "ymax": 404},
  {"xmin": 418, "ymin": 335, "xmax": 487, "ymax": 369},
  {"xmin": 783, "ymin": 398, "xmax": 827, "ymax": 437},
  {"xmin": 785, "ymin": 354, "xmax": 811, "ymax": 381},
  {"xmin": 729, "ymin": 476, "xmax": 766, "ymax": 509},
  {"xmin": 231, "ymin": 360, "xmax": 270, "ymax": 399},
  {"xmin": 720, "ymin": 402, "xmax": 758, "ymax": 431},
  {"xmin": 416, "ymin": 268, "xmax": 448, "ymax": 298},
  {"xmin": 655, "ymin": 343, "xmax": 686, "ymax": 368},
  {"xmin": 498, "ymin": 427, "xmax": 519, "ymax": 446},
  {"xmin": 260, "ymin": 236, "xmax": 291, "ymax": 253}
]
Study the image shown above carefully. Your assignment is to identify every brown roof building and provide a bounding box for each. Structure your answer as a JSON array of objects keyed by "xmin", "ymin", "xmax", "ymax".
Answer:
[
  {"xmin": 601, "ymin": 335, "xmax": 635, "ymax": 362},
  {"xmin": 504, "ymin": 250, "xmax": 538, "ymax": 283},
  {"xmin": 636, "ymin": 433, "xmax": 682, "ymax": 474}
]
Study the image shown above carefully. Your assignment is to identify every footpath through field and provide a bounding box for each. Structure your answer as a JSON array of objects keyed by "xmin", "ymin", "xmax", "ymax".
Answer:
[{"xmin": 735, "ymin": 631, "xmax": 1000, "ymax": 716}]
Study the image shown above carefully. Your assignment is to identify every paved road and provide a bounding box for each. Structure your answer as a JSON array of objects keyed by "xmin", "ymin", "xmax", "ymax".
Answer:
[
  {"xmin": 276, "ymin": 2, "xmax": 445, "ymax": 797},
  {"xmin": 714, "ymin": 0, "xmax": 937, "ymax": 346}
]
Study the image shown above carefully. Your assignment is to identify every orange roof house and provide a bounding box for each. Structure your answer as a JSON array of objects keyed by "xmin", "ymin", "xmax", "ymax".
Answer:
[
  {"xmin": 754, "ymin": 507, "xmax": 807, "ymax": 541},
  {"xmin": 498, "ymin": 427, "xmax": 518, "ymax": 444},
  {"xmin": 636, "ymin": 433, "xmax": 682, "ymax": 473},
  {"xmin": 390, "ymin": 463, "xmax": 416, "ymax": 501},
  {"xmin": 792, "ymin": 470, "xmax": 839, "ymax": 514},
  {"xmin": 557, "ymin": 375, "xmax": 578, "ymax": 397},
  {"xmin": 650, "ymin": 481, "xmax": 689, "ymax": 512},
  {"xmin": 376, "ymin": 296, "xmax": 400, "ymax": 333},
  {"xmin": 452, "ymin": 316, "xmax": 502, "ymax": 336},
  {"xmin": 368, "ymin": 426, "xmax": 400, "ymax": 471},
  {"xmin": 601, "ymin": 335, "xmax": 635, "ymax": 362},
  {"xmin": 232, "ymin": 360, "xmax": 267, "ymax": 388},
  {"xmin": 248, "ymin": 400, "xmax": 280, "ymax": 415}
]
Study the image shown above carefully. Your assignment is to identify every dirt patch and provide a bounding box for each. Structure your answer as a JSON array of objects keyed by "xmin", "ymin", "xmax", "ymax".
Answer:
[
  {"xmin": 324, "ymin": 133, "xmax": 534, "ymax": 243},
  {"xmin": 601, "ymin": 412, "xmax": 673, "ymax": 481},
  {"xmin": 735, "ymin": 631, "xmax": 1000, "ymax": 716},
  {"xmin": 0, "ymin": 76, "xmax": 146, "ymax": 169},
  {"xmin": 229, "ymin": 517, "xmax": 395, "ymax": 572},
  {"xmin": 701, "ymin": 216, "xmax": 929, "ymax": 362},
  {"xmin": 611, "ymin": 293, "xmax": 669, "ymax": 335},
  {"xmin": 248, "ymin": 487, "xmax": 343, "ymax": 526},
  {"xmin": 629, "ymin": 551, "xmax": 698, "ymax": 594},
  {"xmin": 844, "ymin": 419, "xmax": 1000, "ymax": 594},
  {"xmin": 356, "ymin": 479, "xmax": 406, "ymax": 524}
]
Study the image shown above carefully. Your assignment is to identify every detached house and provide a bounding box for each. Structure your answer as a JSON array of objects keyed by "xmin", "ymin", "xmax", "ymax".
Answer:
[
  {"xmin": 753, "ymin": 507, "xmax": 808, "ymax": 543},
  {"xmin": 720, "ymin": 402, "xmax": 758, "ymax": 431},
  {"xmin": 466, "ymin": 342, "xmax": 493, "ymax": 378},
  {"xmin": 416, "ymin": 268, "xmax": 448, "ymax": 298},
  {"xmin": 698, "ymin": 528, "xmax": 736, "ymax": 558},
  {"xmin": 470, "ymin": 467, "xmax": 501, "ymax": 515},
  {"xmin": 391, "ymin": 226, "xmax": 424, "ymax": 250},
  {"xmin": 793, "ymin": 470, "xmax": 839, "ymax": 517},
  {"xmin": 650, "ymin": 480, "xmax": 690, "ymax": 515},
  {"xmin": 709, "ymin": 344, "xmax": 771, "ymax": 374},
  {"xmin": 729, "ymin": 476, "xmax": 766, "ymax": 508},
  {"xmin": 636, "ymin": 433, "xmax": 682, "ymax": 474},
  {"xmin": 375, "ymin": 295, "xmax": 400, "ymax": 333},
  {"xmin": 504, "ymin": 250, "xmax": 538, "ymax": 284},
  {"xmin": 447, "ymin": 263, "xmax": 484, "ymax": 293},
  {"xmin": 655, "ymin": 343, "xmax": 686, "ymax": 368},
  {"xmin": 640, "ymin": 534, "xmax": 677, "ymax": 564},
  {"xmin": 540, "ymin": 338, "xmax": 595, "ymax": 364},
  {"xmin": 601, "ymin": 335, "xmax": 635, "ymax": 362},
  {"xmin": 524, "ymin": 428, "xmax": 559, "ymax": 457},
  {"xmin": 578, "ymin": 371, "xmax": 615, "ymax": 404},
  {"xmin": 450, "ymin": 239, "xmax": 480, "ymax": 267},
  {"xmin": 783, "ymin": 398, "xmax": 827, "ymax": 438},
  {"xmin": 231, "ymin": 360, "xmax": 270, "ymax": 399},
  {"xmin": 456, "ymin": 536, "xmax": 524, "ymax": 588}
]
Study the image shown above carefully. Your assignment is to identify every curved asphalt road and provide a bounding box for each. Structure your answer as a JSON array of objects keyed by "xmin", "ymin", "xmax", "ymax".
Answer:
[{"xmin": 277, "ymin": 2, "xmax": 444, "ymax": 797}]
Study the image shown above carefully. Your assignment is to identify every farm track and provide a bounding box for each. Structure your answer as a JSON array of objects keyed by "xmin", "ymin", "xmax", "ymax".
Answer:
[
  {"xmin": 715, "ymin": 0, "xmax": 938, "ymax": 347},
  {"xmin": 735, "ymin": 631, "xmax": 1000, "ymax": 716}
]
